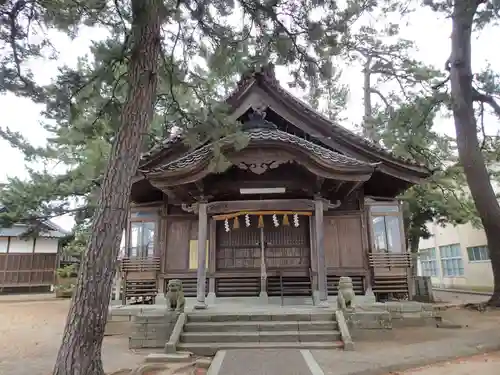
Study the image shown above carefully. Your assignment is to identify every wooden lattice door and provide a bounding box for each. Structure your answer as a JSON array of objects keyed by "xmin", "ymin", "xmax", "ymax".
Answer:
[
  {"xmin": 215, "ymin": 220, "xmax": 261, "ymax": 270},
  {"xmin": 263, "ymin": 215, "xmax": 310, "ymax": 270}
]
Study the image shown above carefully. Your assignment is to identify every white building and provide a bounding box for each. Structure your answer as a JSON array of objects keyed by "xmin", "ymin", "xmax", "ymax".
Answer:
[{"xmin": 417, "ymin": 221, "xmax": 492, "ymax": 290}]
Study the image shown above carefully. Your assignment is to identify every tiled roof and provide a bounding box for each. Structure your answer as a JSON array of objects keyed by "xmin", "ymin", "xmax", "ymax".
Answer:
[
  {"xmin": 227, "ymin": 64, "xmax": 430, "ymax": 171},
  {"xmin": 140, "ymin": 133, "xmax": 183, "ymax": 161},
  {"xmin": 142, "ymin": 128, "xmax": 377, "ymax": 174}
]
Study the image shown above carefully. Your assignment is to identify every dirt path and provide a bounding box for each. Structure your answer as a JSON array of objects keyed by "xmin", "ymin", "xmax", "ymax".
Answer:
[
  {"xmin": 2, "ymin": 297, "xmax": 500, "ymax": 375},
  {"xmin": 396, "ymin": 352, "xmax": 500, "ymax": 375},
  {"xmin": 0, "ymin": 299, "xmax": 145, "ymax": 375}
]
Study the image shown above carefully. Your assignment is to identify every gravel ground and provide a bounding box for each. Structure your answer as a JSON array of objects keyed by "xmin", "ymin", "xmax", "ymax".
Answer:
[
  {"xmin": 395, "ymin": 352, "xmax": 500, "ymax": 375},
  {"xmin": 433, "ymin": 290, "xmax": 491, "ymax": 305},
  {"xmin": 312, "ymin": 307, "xmax": 500, "ymax": 375},
  {"xmin": 0, "ymin": 299, "xmax": 145, "ymax": 375},
  {"xmin": 1, "ymin": 292, "xmax": 500, "ymax": 375}
]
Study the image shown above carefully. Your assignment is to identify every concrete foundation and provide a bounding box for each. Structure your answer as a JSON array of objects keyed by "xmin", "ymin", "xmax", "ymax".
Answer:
[
  {"xmin": 345, "ymin": 301, "xmax": 439, "ymax": 340},
  {"xmin": 128, "ymin": 311, "xmax": 181, "ymax": 349},
  {"xmin": 106, "ymin": 297, "xmax": 439, "ymax": 350}
]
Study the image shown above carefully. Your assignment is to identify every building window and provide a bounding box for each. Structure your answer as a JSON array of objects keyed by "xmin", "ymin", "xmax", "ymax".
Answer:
[
  {"xmin": 371, "ymin": 215, "xmax": 403, "ymax": 253},
  {"xmin": 129, "ymin": 221, "xmax": 156, "ymax": 258},
  {"xmin": 439, "ymin": 244, "xmax": 464, "ymax": 277},
  {"xmin": 419, "ymin": 248, "xmax": 439, "ymax": 277},
  {"xmin": 467, "ymin": 245, "xmax": 489, "ymax": 262}
]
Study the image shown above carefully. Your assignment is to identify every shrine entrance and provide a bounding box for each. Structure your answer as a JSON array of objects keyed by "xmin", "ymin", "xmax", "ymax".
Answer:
[{"xmin": 215, "ymin": 212, "xmax": 312, "ymax": 298}]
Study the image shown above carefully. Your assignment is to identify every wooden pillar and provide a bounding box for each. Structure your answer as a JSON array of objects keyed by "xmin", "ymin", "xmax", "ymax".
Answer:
[
  {"xmin": 259, "ymin": 227, "xmax": 268, "ymax": 301},
  {"xmin": 114, "ymin": 267, "xmax": 122, "ymax": 301},
  {"xmin": 314, "ymin": 197, "xmax": 328, "ymax": 303},
  {"xmin": 207, "ymin": 219, "xmax": 216, "ymax": 304},
  {"xmin": 156, "ymin": 205, "xmax": 168, "ymax": 302},
  {"xmin": 309, "ymin": 218, "xmax": 318, "ymax": 293},
  {"xmin": 195, "ymin": 202, "xmax": 208, "ymax": 309},
  {"xmin": 361, "ymin": 206, "xmax": 374, "ymax": 297},
  {"xmin": 122, "ymin": 215, "xmax": 130, "ymax": 305}
]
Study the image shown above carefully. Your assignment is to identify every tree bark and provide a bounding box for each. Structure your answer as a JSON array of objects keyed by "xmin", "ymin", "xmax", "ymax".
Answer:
[
  {"xmin": 52, "ymin": 1, "xmax": 164, "ymax": 374},
  {"xmin": 362, "ymin": 55, "xmax": 378, "ymax": 141},
  {"xmin": 409, "ymin": 235, "xmax": 420, "ymax": 278},
  {"xmin": 450, "ymin": 0, "xmax": 500, "ymax": 306}
]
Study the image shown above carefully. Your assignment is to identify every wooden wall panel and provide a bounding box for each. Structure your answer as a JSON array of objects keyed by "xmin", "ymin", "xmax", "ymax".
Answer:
[
  {"xmin": 0, "ymin": 253, "xmax": 56, "ymax": 287},
  {"xmin": 165, "ymin": 218, "xmax": 194, "ymax": 271},
  {"xmin": 324, "ymin": 214, "xmax": 364, "ymax": 269},
  {"xmin": 324, "ymin": 218, "xmax": 340, "ymax": 268},
  {"xmin": 338, "ymin": 216, "xmax": 364, "ymax": 268}
]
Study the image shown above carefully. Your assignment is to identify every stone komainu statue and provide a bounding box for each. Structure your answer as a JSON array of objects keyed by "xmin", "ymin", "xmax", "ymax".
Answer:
[
  {"xmin": 337, "ymin": 276, "xmax": 355, "ymax": 310},
  {"xmin": 165, "ymin": 279, "xmax": 186, "ymax": 312}
]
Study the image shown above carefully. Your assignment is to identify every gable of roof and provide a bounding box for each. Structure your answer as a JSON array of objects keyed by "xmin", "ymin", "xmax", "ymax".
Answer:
[
  {"xmin": 226, "ymin": 64, "xmax": 431, "ymax": 174},
  {"xmin": 140, "ymin": 64, "xmax": 432, "ymax": 183}
]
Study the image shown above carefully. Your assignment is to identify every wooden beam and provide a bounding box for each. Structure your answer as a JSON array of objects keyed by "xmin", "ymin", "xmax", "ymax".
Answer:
[
  {"xmin": 206, "ymin": 199, "xmax": 315, "ymax": 213},
  {"xmin": 130, "ymin": 200, "xmax": 165, "ymax": 208},
  {"xmin": 194, "ymin": 180, "xmax": 205, "ymax": 195},
  {"xmin": 333, "ymin": 181, "xmax": 345, "ymax": 193},
  {"xmin": 205, "ymin": 198, "xmax": 342, "ymax": 214},
  {"xmin": 315, "ymin": 176, "xmax": 325, "ymax": 193},
  {"xmin": 213, "ymin": 210, "xmax": 313, "ymax": 221},
  {"xmin": 207, "ymin": 178, "xmax": 316, "ymax": 195},
  {"xmin": 343, "ymin": 181, "xmax": 364, "ymax": 200}
]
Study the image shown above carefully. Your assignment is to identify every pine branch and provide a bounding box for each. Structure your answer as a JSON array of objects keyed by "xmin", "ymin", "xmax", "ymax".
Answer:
[{"xmin": 472, "ymin": 88, "xmax": 500, "ymax": 119}]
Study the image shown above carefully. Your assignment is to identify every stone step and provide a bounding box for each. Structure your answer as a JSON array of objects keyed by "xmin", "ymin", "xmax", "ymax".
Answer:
[
  {"xmin": 177, "ymin": 341, "xmax": 344, "ymax": 357},
  {"xmin": 183, "ymin": 320, "xmax": 338, "ymax": 332},
  {"xmin": 180, "ymin": 330, "xmax": 341, "ymax": 343},
  {"xmin": 186, "ymin": 312, "xmax": 335, "ymax": 323}
]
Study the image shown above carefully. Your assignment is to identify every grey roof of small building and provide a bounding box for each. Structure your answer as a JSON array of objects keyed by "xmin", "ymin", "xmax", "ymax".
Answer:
[
  {"xmin": 0, "ymin": 224, "xmax": 68, "ymax": 238},
  {"xmin": 0, "ymin": 205, "xmax": 70, "ymax": 239},
  {"xmin": 144, "ymin": 128, "xmax": 378, "ymax": 174}
]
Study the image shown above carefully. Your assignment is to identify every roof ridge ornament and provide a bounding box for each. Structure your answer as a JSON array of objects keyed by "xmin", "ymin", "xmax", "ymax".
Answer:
[
  {"xmin": 238, "ymin": 62, "xmax": 278, "ymax": 88},
  {"xmin": 242, "ymin": 106, "xmax": 278, "ymax": 131}
]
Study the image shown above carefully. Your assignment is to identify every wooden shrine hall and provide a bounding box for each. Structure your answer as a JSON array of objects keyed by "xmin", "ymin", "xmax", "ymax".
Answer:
[{"xmin": 122, "ymin": 64, "xmax": 432, "ymax": 307}]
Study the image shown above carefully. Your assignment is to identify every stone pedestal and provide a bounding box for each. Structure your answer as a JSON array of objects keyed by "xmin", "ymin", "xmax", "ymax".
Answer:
[
  {"xmin": 317, "ymin": 299, "xmax": 330, "ymax": 308},
  {"xmin": 259, "ymin": 291, "xmax": 269, "ymax": 304},
  {"xmin": 194, "ymin": 301, "xmax": 207, "ymax": 310},
  {"xmin": 313, "ymin": 290, "xmax": 321, "ymax": 305},
  {"xmin": 155, "ymin": 293, "xmax": 166, "ymax": 306},
  {"xmin": 206, "ymin": 292, "xmax": 216, "ymax": 305}
]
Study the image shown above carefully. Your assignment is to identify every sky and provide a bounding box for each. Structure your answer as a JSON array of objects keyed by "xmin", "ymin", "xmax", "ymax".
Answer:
[{"xmin": 0, "ymin": 6, "xmax": 499, "ymax": 232}]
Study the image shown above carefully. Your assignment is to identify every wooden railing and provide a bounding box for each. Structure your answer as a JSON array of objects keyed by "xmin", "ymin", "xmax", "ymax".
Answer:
[
  {"xmin": 368, "ymin": 252, "xmax": 411, "ymax": 269},
  {"xmin": 120, "ymin": 257, "xmax": 160, "ymax": 304},
  {"xmin": 369, "ymin": 252, "xmax": 411, "ymax": 295},
  {"xmin": 120, "ymin": 257, "xmax": 160, "ymax": 273}
]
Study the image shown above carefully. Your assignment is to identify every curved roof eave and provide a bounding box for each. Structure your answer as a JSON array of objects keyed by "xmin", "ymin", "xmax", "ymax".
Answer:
[{"xmin": 140, "ymin": 129, "xmax": 378, "ymax": 187}]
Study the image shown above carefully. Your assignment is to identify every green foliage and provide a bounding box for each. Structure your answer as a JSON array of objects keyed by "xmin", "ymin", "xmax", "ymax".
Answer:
[
  {"xmin": 61, "ymin": 221, "xmax": 91, "ymax": 259},
  {"xmin": 56, "ymin": 264, "xmax": 78, "ymax": 279},
  {"xmin": 347, "ymin": 6, "xmax": 477, "ymax": 252},
  {"xmin": 0, "ymin": 0, "xmax": 378, "ymax": 246},
  {"xmin": 374, "ymin": 93, "xmax": 477, "ymax": 251}
]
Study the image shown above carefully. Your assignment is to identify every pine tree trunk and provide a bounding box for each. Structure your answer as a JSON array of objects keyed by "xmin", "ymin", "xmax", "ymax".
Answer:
[
  {"xmin": 52, "ymin": 1, "xmax": 164, "ymax": 374},
  {"xmin": 362, "ymin": 56, "xmax": 377, "ymax": 141},
  {"xmin": 450, "ymin": 0, "xmax": 500, "ymax": 307},
  {"xmin": 409, "ymin": 235, "xmax": 420, "ymax": 278}
]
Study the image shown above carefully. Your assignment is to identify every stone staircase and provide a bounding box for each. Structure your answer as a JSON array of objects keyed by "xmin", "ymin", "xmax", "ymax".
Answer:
[{"xmin": 176, "ymin": 311, "xmax": 344, "ymax": 356}]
